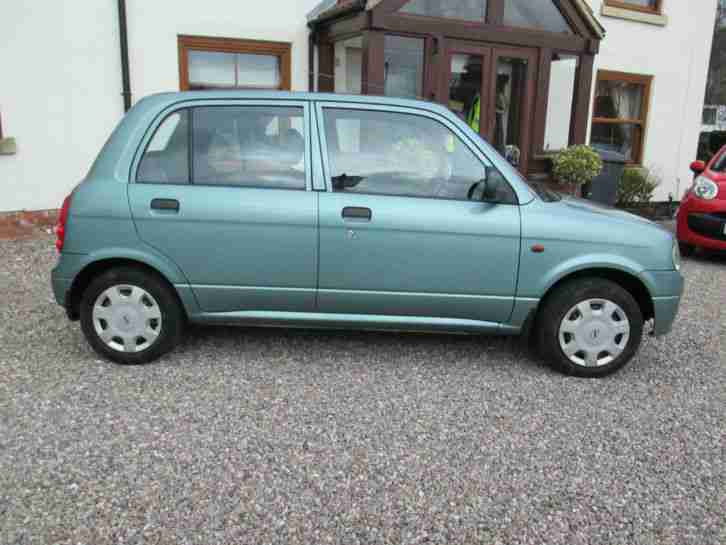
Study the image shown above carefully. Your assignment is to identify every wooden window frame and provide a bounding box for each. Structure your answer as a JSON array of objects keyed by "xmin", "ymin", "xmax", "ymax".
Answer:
[
  {"xmin": 591, "ymin": 69, "xmax": 653, "ymax": 165},
  {"xmin": 178, "ymin": 35, "xmax": 292, "ymax": 91},
  {"xmin": 603, "ymin": 0, "xmax": 662, "ymax": 15}
]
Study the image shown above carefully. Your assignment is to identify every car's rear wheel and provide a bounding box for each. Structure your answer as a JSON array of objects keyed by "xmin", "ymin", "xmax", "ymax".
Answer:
[
  {"xmin": 538, "ymin": 278, "xmax": 644, "ymax": 378},
  {"xmin": 80, "ymin": 267, "xmax": 184, "ymax": 365}
]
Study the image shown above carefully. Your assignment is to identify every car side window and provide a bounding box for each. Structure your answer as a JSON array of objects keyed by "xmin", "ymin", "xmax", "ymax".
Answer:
[
  {"xmin": 137, "ymin": 110, "xmax": 190, "ymax": 184},
  {"xmin": 192, "ymin": 106, "xmax": 305, "ymax": 190},
  {"xmin": 322, "ymin": 108, "xmax": 516, "ymax": 203}
]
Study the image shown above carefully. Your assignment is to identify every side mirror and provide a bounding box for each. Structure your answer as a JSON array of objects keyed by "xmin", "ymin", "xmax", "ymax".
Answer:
[
  {"xmin": 467, "ymin": 178, "xmax": 498, "ymax": 202},
  {"xmin": 690, "ymin": 160, "xmax": 706, "ymax": 176}
]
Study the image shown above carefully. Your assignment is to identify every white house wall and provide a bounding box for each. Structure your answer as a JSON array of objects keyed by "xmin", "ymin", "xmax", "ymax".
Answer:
[
  {"xmin": 0, "ymin": 0, "xmax": 320, "ymax": 212},
  {"xmin": 0, "ymin": 2, "xmax": 123, "ymax": 213},
  {"xmin": 590, "ymin": 0, "xmax": 717, "ymax": 201}
]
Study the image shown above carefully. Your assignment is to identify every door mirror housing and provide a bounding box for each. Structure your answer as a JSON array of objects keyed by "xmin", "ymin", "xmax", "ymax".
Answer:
[
  {"xmin": 468, "ymin": 178, "xmax": 498, "ymax": 203},
  {"xmin": 690, "ymin": 160, "xmax": 706, "ymax": 176}
]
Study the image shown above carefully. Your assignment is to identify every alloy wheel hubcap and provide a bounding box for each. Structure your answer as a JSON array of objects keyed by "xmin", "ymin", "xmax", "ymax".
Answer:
[
  {"xmin": 558, "ymin": 299, "xmax": 630, "ymax": 367},
  {"xmin": 92, "ymin": 285, "xmax": 162, "ymax": 353}
]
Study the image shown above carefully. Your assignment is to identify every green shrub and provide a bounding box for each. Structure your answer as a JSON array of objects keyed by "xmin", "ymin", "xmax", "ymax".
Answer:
[
  {"xmin": 552, "ymin": 145, "xmax": 603, "ymax": 187},
  {"xmin": 616, "ymin": 167, "xmax": 660, "ymax": 206}
]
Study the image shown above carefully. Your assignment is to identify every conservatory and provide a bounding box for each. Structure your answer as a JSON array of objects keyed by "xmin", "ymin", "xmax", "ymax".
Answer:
[{"xmin": 308, "ymin": 0, "xmax": 605, "ymax": 177}]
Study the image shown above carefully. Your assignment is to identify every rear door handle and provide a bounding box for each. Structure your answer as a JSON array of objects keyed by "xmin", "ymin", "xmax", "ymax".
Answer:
[
  {"xmin": 150, "ymin": 198, "xmax": 180, "ymax": 212},
  {"xmin": 342, "ymin": 207, "xmax": 372, "ymax": 221}
]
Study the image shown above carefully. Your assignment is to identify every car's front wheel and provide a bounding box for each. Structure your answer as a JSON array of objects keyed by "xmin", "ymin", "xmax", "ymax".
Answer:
[
  {"xmin": 79, "ymin": 267, "xmax": 185, "ymax": 365},
  {"xmin": 538, "ymin": 278, "xmax": 644, "ymax": 378}
]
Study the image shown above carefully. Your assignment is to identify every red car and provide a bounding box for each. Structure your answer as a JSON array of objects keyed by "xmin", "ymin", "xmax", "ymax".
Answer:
[{"xmin": 677, "ymin": 147, "xmax": 726, "ymax": 256}]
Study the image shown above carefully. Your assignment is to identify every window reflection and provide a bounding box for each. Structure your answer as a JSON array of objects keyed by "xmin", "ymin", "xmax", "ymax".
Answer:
[{"xmin": 544, "ymin": 54, "xmax": 579, "ymax": 151}]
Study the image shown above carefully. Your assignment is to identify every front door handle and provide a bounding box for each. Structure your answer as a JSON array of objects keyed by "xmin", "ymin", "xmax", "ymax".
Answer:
[
  {"xmin": 342, "ymin": 207, "xmax": 372, "ymax": 221},
  {"xmin": 150, "ymin": 198, "xmax": 180, "ymax": 212}
]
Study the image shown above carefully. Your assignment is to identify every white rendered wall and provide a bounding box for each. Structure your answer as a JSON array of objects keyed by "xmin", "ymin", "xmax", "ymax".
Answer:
[
  {"xmin": 0, "ymin": 2, "xmax": 123, "ymax": 212},
  {"xmin": 589, "ymin": 0, "xmax": 717, "ymax": 200},
  {"xmin": 0, "ymin": 0, "xmax": 320, "ymax": 212}
]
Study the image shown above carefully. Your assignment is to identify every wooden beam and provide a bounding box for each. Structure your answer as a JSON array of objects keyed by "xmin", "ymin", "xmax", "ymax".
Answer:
[
  {"xmin": 314, "ymin": 13, "xmax": 368, "ymax": 40},
  {"xmin": 317, "ymin": 42, "xmax": 335, "ymax": 93},
  {"xmin": 533, "ymin": 48, "xmax": 553, "ymax": 154},
  {"xmin": 378, "ymin": 14, "xmax": 590, "ymax": 53},
  {"xmin": 572, "ymin": 54, "xmax": 595, "ymax": 145},
  {"xmin": 362, "ymin": 31, "xmax": 385, "ymax": 95}
]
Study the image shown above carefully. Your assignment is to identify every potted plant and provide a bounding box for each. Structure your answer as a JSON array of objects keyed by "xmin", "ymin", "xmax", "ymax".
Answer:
[{"xmin": 551, "ymin": 145, "xmax": 603, "ymax": 196}]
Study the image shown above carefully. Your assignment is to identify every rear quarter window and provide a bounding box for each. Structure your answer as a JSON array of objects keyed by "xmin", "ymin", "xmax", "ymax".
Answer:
[{"xmin": 137, "ymin": 110, "xmax": 190, "ymax": 184}]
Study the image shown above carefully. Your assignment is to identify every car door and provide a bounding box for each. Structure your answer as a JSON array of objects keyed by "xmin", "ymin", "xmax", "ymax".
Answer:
[
  {"xmin": 128, "ymin": 100, "xmax": 317, "ymax": 313},
  {"xmin": 314, "ymin": 102, "xmax": 521, "ymax": 324}
]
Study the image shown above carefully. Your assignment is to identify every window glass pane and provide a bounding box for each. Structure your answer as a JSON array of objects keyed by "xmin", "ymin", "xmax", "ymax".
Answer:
[
  {"xmin": 594, "ymin": 80, "xmax": 644, "ymax": 120},
  {"xmin": 544, "ymin": 54, "xmax": 579, "ymax": 151},
  {"xmin": 322, "ymin": 108, "xmax": 515, "ymax": 203},
  {"xmin": 494, "ymin": 57, "xmax": 528, "ymax": 166},
  {"xmin": 448, "ymin": 54, "xmax": 484, "ymax": 128},
  {"xmin": 192, "ymin": 106, "xmax": 305, "ymax": 189},
  {"xmin": 400, "ymin": 0, "xmax": 487, "ymax": 22},
  {"xmin": 137, "ymin": 111, "xmax": 190, "ymax": 184},
  {"xmin": 237, "ymin": 54, "xmax": 280, "ymax": 88},
  {"xmin": 384, "ymin": 36, "xmax": 425, "ymax": 99},
  {"xmin": 504, "ymin": 0, "xmax": 573, "ymax": 33},
  {"xmin": 591, "ymin": 122, "xmax": 641, "ymax": 162},
  {"xmin": 618, "ymin": 0, "xmax": 658, "ymax": 7},
  {"xmin": 188, "ymin": 51, "xmax": 236, "ymax": 88},
  {"xmin": 188, "ymin": 50, "xmax": 281, "ymax": 89},
  {"xmin": 334, "ymin": 36, "xmax": 363, "ymax": 94},
  {"xmin": 703, "ymin": 107, "xmax": 717, "ymax": 125}
]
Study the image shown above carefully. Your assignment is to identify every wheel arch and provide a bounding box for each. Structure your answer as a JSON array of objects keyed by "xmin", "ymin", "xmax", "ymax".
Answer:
[
  {"xmin": 67, "ymin": 256, "xmax": 189, "ymax": 321},
  {"xmin": 539, "ymin": 267, "xmax": 655, "ymax": 322}
]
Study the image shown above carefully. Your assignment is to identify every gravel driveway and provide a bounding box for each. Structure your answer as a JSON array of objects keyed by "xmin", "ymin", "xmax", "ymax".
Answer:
[{"xmin": 1, "ymin": 236, "xmax": 724, "ymax": 545}]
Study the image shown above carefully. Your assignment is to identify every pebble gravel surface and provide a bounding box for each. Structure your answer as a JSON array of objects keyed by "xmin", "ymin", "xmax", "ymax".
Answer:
[{"xmin": 1, "ymin": 236, "xmax": 724, "ymax": 545}]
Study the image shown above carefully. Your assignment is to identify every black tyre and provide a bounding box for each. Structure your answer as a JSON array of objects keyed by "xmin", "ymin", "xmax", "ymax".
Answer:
[
  {"xmin": 678, "ymin": 241, "xmax": 696, "ymax": 258},
  {"xmin": 537, "ymin": 278, "xmax": 644, "ymax": 378},
  {"xmin": 79, "ymin": 267, "xmax": 185, "ymax": 365}
]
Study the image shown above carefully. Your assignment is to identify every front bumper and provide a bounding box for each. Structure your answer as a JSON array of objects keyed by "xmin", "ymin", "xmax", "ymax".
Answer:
[
  {"xmin": 642, "ymin": 270, "xmax": 684, "ymax": 337},
  {"xmin": 677, "ymin": 196, "xmax": 726, "ymax": 250}
]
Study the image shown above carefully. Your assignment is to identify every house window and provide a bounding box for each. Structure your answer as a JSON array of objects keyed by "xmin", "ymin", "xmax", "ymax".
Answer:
[
  {"xmin": 603, "ymin": 0, "xmax": 662, "ymax": 14},
  {"xmin": 703, "ymin": 107, "xmax": 717, "ymax": 126},
  {"xmin": 178, "ymin": 36, "xmax": 291, "ymax": 91},
  {"xmin": 334, "ymin": 36, "xmax": 363, "ymax": 94},
  {"xmin": 384, "ymin": 35, "xmax": 425, "ymax": 99},
  {"xmin": 591, "ymin": 70, "xmax": 652, "ymax": 164}
]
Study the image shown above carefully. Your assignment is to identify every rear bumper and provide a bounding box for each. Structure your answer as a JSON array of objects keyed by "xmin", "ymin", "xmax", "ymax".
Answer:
[{"xmin": 51, "ymin": 252, "xmax": 87, "ymax": 320}]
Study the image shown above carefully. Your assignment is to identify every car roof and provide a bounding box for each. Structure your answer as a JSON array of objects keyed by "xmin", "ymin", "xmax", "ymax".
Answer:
[{"xmin": 136, "ymin": 90, "xmax": 452, "ymax": 116}]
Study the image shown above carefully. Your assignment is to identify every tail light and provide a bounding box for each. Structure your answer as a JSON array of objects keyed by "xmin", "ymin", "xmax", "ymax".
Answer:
[{"xmin": 55, "ymin": 193, "xmax": 74, "ymax": 252}]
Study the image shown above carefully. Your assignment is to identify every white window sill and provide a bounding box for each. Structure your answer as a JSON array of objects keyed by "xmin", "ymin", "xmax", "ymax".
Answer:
[{"xmin": 601, "ymin": 5, "xmax": 668, "ymax": 27}]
